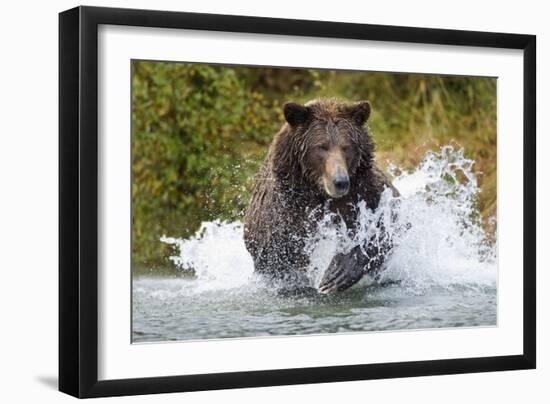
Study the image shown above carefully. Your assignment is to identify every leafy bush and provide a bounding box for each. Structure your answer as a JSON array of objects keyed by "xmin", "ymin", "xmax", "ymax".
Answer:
[{"xmin": 132, "ymin": 62, "xmax": 281, "ymax": 270}]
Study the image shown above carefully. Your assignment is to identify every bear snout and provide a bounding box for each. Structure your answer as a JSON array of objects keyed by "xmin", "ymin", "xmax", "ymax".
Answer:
[
  {"xmin": 333, "ymin": 175, "xmax": 350, "ymax": 194},
  {"xmin": 323, "ymin": 147, "xmax": 350, "ymax": 198},
  {"xmin": 323, "ymin": 170, "xmax": 350, "ymax": 198}
]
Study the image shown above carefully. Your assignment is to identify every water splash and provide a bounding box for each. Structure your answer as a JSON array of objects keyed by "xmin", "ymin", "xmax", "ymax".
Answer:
[
  {"xmin": 381, "ymin": 146, "xmax": 496, "ymax": 292},
  {"xmin": 161, "ymin": 221, "xmax": 254, "ymax": 292},
  {"xmin": 161, "ymin": 146, "xmax": 496, "ymax": 295}
]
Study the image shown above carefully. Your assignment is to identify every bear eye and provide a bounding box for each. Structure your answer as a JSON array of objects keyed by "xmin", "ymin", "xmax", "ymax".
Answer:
[
  {"xmin": 341, "ymin": 145, "xmax": 352, "ymax": 153},
  {"xmin": 316, "ymin": 144, "xmax": 329, "ymax": 152}
]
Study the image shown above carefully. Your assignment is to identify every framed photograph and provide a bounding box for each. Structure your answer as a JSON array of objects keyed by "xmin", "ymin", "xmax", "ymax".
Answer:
[{"xmin": 59, "ymin": 6, "xmax": 536, "ymax": 398}]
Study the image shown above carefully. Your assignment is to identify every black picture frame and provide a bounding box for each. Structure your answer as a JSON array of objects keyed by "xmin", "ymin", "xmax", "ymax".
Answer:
[{"xmin": 59, "ymin": 5, "xmax": 536, "ymax": 398}]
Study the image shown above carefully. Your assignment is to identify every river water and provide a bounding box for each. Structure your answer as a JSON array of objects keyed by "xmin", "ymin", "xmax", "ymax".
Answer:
[{"xmin": 132, "ymin": 146, "xmax": 497, "ymax": 343}]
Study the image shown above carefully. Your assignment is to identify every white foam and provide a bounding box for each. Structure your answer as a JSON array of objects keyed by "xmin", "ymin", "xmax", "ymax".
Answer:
[{"xmin": 161, "ymin": 221, "xmax": 254, "ymax": 292}]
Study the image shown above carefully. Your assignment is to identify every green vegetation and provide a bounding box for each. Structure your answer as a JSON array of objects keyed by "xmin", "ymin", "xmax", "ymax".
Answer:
[{"xmin": 132, "ymin": 61, "xmax": 496, "ymax": 273}]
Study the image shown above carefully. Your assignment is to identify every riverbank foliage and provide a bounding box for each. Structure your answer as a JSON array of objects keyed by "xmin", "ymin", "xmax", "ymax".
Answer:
[{"xmin": 132, "ymin": 61, "xmax": 496, "ymax": 273}]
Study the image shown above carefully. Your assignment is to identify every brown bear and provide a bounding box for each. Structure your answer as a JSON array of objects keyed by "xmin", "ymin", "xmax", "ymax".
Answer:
[{"xmin": 244, "ymin": 98, "xmax": 399, "ymax": 294}]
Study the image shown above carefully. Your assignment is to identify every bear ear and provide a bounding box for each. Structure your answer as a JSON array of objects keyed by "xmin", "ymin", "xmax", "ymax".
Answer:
[
  {"xmin": 348, "ymin": 100, "xmax": 371, "ymax": 126},
  {"xmin": 283, "ymin": 102, "xmax": 311, "ymax": 126}
]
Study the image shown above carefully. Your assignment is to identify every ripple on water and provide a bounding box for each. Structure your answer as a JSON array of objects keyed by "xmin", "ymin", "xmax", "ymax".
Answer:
[{"xmin": 132, "ymin": 277, "xmax": 496, "ymax": 342}]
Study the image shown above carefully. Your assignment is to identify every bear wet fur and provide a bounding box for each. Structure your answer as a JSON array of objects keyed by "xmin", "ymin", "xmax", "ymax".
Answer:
[{"xmin": 243, "ymin": 98, "xmax": 399, "ymax": 293}]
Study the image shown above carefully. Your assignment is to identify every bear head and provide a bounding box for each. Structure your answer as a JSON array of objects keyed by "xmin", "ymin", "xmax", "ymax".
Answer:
[{"xmin": 272, "ymin": 98, "xmax": 374, "ymax": 198}]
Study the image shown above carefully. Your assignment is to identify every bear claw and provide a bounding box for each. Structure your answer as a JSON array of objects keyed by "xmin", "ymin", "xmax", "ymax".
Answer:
[{"xmin": 317, "ymin": 248, "xmax": 367, "ymax": 293}]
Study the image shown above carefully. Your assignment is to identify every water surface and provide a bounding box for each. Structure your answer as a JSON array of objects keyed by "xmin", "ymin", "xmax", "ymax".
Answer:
[{"xmin": 132, "ymin": 277, "xmax": 496, "ymax": 342}]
